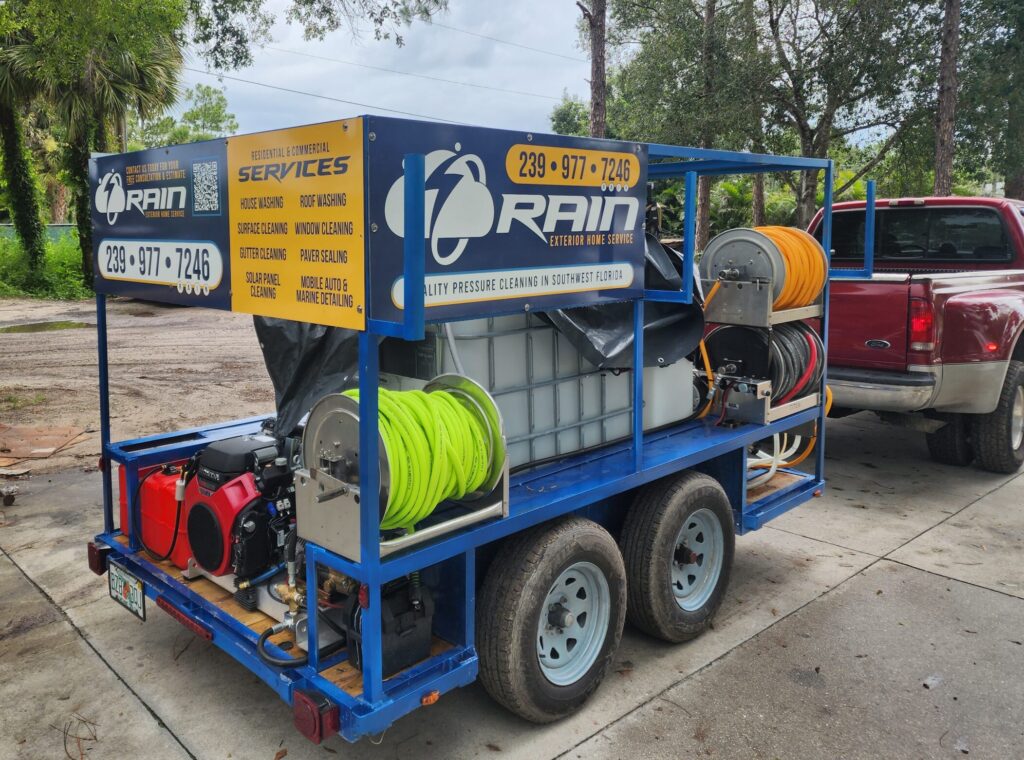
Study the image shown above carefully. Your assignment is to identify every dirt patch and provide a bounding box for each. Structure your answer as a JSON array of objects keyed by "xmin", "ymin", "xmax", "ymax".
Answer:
[{"xmin": 0, "ymin": 298, "xmax": 276, "ymax": 473}]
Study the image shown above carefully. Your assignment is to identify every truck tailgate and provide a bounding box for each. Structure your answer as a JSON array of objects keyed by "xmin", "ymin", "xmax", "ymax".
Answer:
[{"xmin": 828, "ymin": 275, "xmax": 912, "ymax": 370}]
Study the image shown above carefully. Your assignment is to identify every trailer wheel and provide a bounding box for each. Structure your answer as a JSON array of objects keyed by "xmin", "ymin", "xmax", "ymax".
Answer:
[
  {"xmin": 925, "ymin": 414, "xmax": 974, "ymax": 466},
  {"xmin": 620, "ymin": 472, "xmax": 734, "ymax": 643},
  {"xmin": 972, "ymin": 360, "xmax": 1024, "ymax": 473},
  {"xmin": 477, "ymin": 516, "xmax": 626, "ymax": 723}
]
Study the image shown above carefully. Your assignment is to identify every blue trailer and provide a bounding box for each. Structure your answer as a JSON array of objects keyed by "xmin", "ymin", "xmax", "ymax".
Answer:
[{"xmin": 88, "ymin": 116, "xmax": 834, "ymax": 743}]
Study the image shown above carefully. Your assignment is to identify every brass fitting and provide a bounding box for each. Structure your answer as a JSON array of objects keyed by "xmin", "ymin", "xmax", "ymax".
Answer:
[
  {"xmin": 275, "ymin": 582, "xmax": 305, "ymax": 613},
  {"xmin": 322, "ymin": 568, "xmax": 357, "ymax": 596}
]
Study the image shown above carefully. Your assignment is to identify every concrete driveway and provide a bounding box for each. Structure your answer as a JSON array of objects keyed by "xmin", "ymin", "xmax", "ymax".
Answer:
[{"xmin": 1, "ymin": 413, "xmax": 1022, "ymax": 759}]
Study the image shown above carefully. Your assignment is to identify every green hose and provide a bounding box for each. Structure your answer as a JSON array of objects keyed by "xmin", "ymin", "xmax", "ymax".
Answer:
[{"xmin": 343, "ymin": 388, "xmax": 491, "ymax": 531}]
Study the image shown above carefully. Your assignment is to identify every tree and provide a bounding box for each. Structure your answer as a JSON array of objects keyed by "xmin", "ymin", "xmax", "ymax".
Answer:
[
  {"xmin": 958, "ymin": 0, "xmax": 1024, "ymax": 199},
  {"xmin": 0, "ymin": 27, "xmax": 47, "ymax": 269},
  {"xmin": 611, "ymin": 0, "xmax": 770, "ymax": 245},
  {"xmin": 577, "ymin": 0, "xmax": 608, "ymax": 137},
  {"xmin": 128, "ymin": 84, "xmax": 238, "ymax": 150},
  {"xmin": 933, "ymin": 0, "xmax": 961, "ymax": 195},
  {"xmin": 763, "ymin": 0, "xmax": 936, "ymax": 225},
  {"xmin": 550, "ymin": 94, "xmax": 590, "ymax": 137},
  {"xmin": 189, "ymin": 0, "xmax": 448, "ymax": 69}
]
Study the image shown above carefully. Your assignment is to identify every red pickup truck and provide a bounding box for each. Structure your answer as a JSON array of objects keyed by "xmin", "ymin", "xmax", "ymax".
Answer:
[{"xmin": 810, "ymin": 197, "xmax": 1024, "ymax": 473}]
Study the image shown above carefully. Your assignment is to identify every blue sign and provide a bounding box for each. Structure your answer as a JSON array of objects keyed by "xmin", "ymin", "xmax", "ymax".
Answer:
[
  {"xmin": 364, "ymin": 117, "xmax": 648, "ymax": 323},
  {"xmin": 90, "ymin": 140, "xmax": 231, "ymax": 309}
]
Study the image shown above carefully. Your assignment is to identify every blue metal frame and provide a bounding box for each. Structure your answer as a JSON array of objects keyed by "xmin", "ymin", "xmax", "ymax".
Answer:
[{"xmin": 93, "ymin": 140, "xmax": 834, "ymax": 743}]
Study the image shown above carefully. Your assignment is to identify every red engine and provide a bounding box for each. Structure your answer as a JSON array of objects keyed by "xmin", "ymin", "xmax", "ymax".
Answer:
[
  {"xmin": 184, "ymin": 472, "xmax": 261, "ymax": 576},
  {"xmin": 118, "ymin": 463, "xmax": 192, "ymax": 570},
  {"xmin": 121, "ymin": 434, "xmax": 293, "ymax": 582}
]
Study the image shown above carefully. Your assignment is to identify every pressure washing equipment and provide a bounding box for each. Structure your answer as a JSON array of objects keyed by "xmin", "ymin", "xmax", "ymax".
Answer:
[{"xmin": 88, "ymin": 117, "xmax": 835, "ymax": 744}]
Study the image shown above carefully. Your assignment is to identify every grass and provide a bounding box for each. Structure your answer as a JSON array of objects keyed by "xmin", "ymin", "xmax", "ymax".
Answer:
[
  {"xmin": 0, "ymin": 389, "xmax": 47, "ymax": 412},
  {"xmin": 0, "ymin": 232, "xmax": 92, "ymax": 300}
]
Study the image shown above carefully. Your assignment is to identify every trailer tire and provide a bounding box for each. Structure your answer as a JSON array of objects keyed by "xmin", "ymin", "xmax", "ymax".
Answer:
[
  {"xmin": 476, "ymin": 516, "xmax": 626, "ymax": 723},
  {"xmin": 972, "ymin": 360, "xmax": 1024, "ymax": 473},
  {"xmin": 925, "ymin": 414, "xmax": 974, "ymax": 466},
  {"xmin": 620, "ymin": 472, "xmax": 734, "ymax": 643}
]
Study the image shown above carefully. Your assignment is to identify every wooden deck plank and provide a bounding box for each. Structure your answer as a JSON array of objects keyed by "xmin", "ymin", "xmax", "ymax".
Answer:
[
  {"xmin": 112, "ymin": 535, "xmax": 453, "ymax": 697},
  {"xmin": 746, "ymin": 470, "xmax": 803, "ymax": 503}
]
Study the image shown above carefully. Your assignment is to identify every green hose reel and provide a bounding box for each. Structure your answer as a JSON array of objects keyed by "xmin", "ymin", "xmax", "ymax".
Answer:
[{"xmin": 300, "ymin": 374, "xmax": 506, "ymax": 535}]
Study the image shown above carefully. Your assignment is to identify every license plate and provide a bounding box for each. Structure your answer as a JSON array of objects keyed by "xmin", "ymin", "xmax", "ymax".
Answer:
[{"xmin": 109, "ymin": 561, "xmax": 146, "ymax": 620}]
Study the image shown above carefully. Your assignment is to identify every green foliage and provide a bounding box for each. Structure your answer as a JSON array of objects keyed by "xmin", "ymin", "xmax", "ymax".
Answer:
[
  {"xmin": 191, "ymin": 0, "xmax": 448, "ymax": 69},
  {"xmin": 550, "ymin": 94, "xmax": 589, "ymax": 138},
  {"xmin": 0, "ymin": 101, "xmax": 46, "ymax": 268},
  {"xmin": 0, "ymin": 231, "xmax": 91, "ymax": 299},
  {"xmin": 128, "ymin": 84, "xmax": 238, "ymax": 150}
]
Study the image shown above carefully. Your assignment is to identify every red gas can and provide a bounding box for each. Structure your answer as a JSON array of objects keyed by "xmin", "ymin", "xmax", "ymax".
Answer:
[{"xmin": 117, "ymin": 464, "xmax": 192, "ymax": 570}]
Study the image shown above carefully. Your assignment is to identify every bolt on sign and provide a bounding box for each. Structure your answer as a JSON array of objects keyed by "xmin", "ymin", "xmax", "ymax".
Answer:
[{"xmin": 90, "ymin": 116, "xmax": 648, "ymax": 330}]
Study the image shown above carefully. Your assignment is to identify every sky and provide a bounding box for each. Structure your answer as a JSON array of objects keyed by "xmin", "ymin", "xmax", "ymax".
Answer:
[{"xmin": 179, "ymin": 1, "xmax": 592, "ymax": 135}]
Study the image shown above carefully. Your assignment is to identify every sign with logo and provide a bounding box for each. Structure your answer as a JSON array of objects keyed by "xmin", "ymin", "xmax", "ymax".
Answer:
[
  {"xmin": 364, "ymin": 117, "xmax": 647, "ymax": 323},
  {"xmin": 91, "ymin": 116, "xmax": 647, "ymax": 328},
  {"xmin": 91, "ymin": 141, "xmax": 231, "ymax": 309},
  {"xmin": 90, "ymin": 120, "xmax": 365, "ymax": 328}
]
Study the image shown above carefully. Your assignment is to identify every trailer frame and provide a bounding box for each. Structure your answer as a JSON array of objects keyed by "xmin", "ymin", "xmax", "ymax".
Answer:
[{"xmin": 91, "ymin": 138, "xmax": 833, "ymax": 742}]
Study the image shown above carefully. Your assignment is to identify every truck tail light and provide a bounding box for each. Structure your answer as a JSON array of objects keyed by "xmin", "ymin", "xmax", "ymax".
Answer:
[{"xmin": 909, "ymin": 299, "xmax": 935, "ymax": 352}]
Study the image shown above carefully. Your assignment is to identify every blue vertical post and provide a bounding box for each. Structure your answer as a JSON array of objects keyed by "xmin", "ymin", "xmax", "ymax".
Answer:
[
  {"xmin": 96, "ymin": 293, "xmax": 114, "ymax": 534},
  {"xmin": 305, "ymin": 544, "xmax": 320, "ymax": 671},
  {"xmin": 682, "ymin": 171, "xmax": 697, "ymax": 304},
  {"xmin": 816, "ymin": 163, "xmax": 834, "ymax": 483},
  {"xmin": 632, "ymin": 299, "xmax": 644, "ymax": 472},
  {"xmin": 357, "ymin": 330, "xmax": 385, "ymax": 703},
  {"xmin": 863, "ymin": 179, "xmax": 876, "ymax": 278},
  {"xmin": 403, "ymin": 153, "xmax": 426, "ymax": 341},
  {"xmin": 462, "ymin": 550, "xmax": 475, "ymax": 647}
]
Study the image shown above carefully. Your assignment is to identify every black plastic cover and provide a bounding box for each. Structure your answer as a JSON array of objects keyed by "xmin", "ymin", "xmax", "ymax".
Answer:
[
  {"xmin": 253, "ymin": 317, "xmax": 361, "ymax": 437},
  {"xmin": 542, "ymin": 234, "xmax": 705, "ymax": 369}
]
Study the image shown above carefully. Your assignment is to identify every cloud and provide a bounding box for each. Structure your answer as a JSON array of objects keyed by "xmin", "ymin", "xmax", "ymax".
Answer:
[{"xmin": 181, "ymin": 0, "xmax": 591, "ymax": 135}]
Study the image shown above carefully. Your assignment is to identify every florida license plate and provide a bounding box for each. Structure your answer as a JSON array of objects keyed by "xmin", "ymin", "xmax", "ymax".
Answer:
[{"xmin": 108, "ymin": 561, "xmax": 146, "ymax": 620}]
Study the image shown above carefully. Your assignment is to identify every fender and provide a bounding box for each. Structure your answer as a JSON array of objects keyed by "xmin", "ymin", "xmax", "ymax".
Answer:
[{"xmin": 940, "ymin": 290, "xmax": 1024, "ymax": 364}]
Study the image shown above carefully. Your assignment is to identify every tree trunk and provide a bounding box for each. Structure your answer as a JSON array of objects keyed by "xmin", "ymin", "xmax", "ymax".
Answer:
[
  {"xmin": 796, "ymin": 170, "xmax": 819, "ymax": 228},
  {"xmin": 67, "ymin": 132, "xmax": 94, "ymax": 288},
  {"xmin": 695, "ymin": 0, "xmax": 717, "ymax": 250},
  {"xmin": 578, "ymin": 0, "xmax": 607, "ymax": 138},
  {"xmin": 752, "ymin": 174, "xmax": 766, "ymax": 226},
  {"xmin": 0, "ymin": 101, "xmax": 47, "ymax": 271},
  {"xmin": 933, "ymin": 0, "xmax": 961, "ymax": 196},
  {"xmin": 1007, "ymin": 169, "xmax": 1024, "ymax": 200}
]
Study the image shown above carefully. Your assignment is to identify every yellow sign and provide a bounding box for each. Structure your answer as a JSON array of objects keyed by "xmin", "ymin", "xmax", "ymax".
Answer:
[
  {"xmin": 228, "ymin": 119, "xmax": 366, "ymax": 329},
  {"xmin": 505, "ymin": 144, "xmax": 640, "ymax": 189}
]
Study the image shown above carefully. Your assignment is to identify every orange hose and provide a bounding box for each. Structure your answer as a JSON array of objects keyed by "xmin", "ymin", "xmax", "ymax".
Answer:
[{"xmin": 755, "ymin": 226, "xmax": 828, "ymax": 310}]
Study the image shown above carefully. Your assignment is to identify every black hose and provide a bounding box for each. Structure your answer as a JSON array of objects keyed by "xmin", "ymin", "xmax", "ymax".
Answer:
[
  {"xmin": 284, "ymin": 526, "xmax": 298, "ymax": 562},
  {"xmin": 257, "ymin": 626, "xmax": 307, "ymax": 668},
  {"xmin": 256, "ymin": 611, "xmax": 348, "ymax": 669}
]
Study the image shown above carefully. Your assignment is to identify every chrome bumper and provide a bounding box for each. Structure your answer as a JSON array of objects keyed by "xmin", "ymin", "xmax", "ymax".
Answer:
[{"xmin": 829, "ymin": 362, "xmax": 1009, "ymax": 415}]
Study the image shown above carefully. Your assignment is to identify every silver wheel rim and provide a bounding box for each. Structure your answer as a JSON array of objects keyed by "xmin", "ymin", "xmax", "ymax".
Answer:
[
  {"xmin": 1012, "ymin": 386, "xmax": 1024, "ymax": 450},
  {"xmin": 671, "ymin": 508, "xmax": 725, "ymax": 612},
  {"xmin": 537, "ymin": 561, "xmax": 610, "ymax": 686}
]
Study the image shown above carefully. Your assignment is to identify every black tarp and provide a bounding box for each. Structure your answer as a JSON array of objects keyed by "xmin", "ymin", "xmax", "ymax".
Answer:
[{"xmin": 541, "ymin": 234, "xmax": 705, "ymax": 369}]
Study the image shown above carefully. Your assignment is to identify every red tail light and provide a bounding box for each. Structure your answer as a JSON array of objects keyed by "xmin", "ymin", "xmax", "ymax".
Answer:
[
  {"xmin": 87, "ymin": 541, "xmax": 110, "ymax": 575},
  {"xmin": 156, "ymin": 597, "xmax": 213, "ymax": 641},
  {"xmin": 909, "ymin": 299, "xmax": 935, "ymax": 352}
]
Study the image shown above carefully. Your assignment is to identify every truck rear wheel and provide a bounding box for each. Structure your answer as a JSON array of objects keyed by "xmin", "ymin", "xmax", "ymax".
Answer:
[
  {"xmin": 972, "ymin": 360, "xmax": 1024, "ymax": 473},
  {"xmin": 620, "ymin": 472, "xmax": 735, "ymax": 643},
  {"xmin": 477, "ymin": 516, "xmax": 626, "ymax": 723},
  {"xmin": 925, "ymin": 414, "xmax": 974, "ymax": 466}
]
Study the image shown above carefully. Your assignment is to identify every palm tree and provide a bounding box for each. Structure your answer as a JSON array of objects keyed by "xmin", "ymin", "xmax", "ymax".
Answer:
[
  {"xmin": 0, "ymin": 34, "xmax": 47, "ymax": 271},
  {"xmin": 6, "ymin": 32, "xmax": 181, "ymax": 285}
]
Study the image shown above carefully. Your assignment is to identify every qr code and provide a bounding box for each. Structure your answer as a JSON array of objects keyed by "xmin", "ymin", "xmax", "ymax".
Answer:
[{"xmin": 192, "ymin": 160, "xmax": 220, "ymax": 213}]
